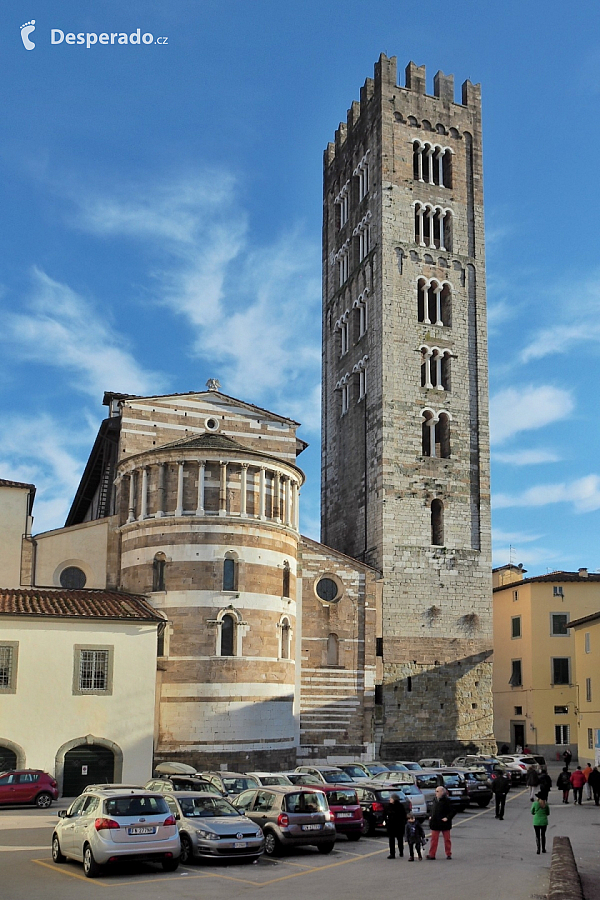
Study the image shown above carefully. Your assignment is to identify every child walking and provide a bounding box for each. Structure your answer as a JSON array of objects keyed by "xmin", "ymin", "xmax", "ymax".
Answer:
[
  {"xmin": 404, "ymin": 814, "xmax": 426, "ymax": 861},
  {"xmin": 531, "ymin": 792, "xmax": 550, "ymax": 854}
]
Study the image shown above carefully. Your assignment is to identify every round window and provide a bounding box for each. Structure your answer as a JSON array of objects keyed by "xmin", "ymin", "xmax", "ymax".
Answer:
[
  {"xmin": 205, "ymin": 417, "xmax": 219, "ymax": 432},
  {"xmin": 60, "ymin": 566, "xmax": 87, "ymax": 589},
  {"xmin": 316, "ymin": 577, "xmax": 340, "ymax": 603}
]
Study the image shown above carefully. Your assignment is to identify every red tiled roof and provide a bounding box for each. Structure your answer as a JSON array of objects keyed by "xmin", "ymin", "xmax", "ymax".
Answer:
[
  {"xmin": 0, "ymin": 588, "xmax": 164, "ymax": 622},
  {"xmin": 0, "ymin": 478, "xmax": 35, "ymax": 491},
  {"xmin": 494, "ymin": 571, "xmax": 600, "ymax": 592}
]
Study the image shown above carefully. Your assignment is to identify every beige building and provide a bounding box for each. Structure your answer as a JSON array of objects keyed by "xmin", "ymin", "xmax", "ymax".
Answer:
[
  {"xmin": 493, "ymin": 566, "xmax": 600, "ymax": 761},
  {"xmin": 567, "ymin": 612, "xmax": 600, "ymax": 765}
]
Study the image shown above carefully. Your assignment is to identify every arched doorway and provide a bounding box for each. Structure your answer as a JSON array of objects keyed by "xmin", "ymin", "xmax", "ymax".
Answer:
[
  {"xmin": 0, "ymin": 747, "xmax": 17, "ymax": 772},
  {"xmin": 62, "ymin": 745, "xmax": 115, "ymax": 796}
]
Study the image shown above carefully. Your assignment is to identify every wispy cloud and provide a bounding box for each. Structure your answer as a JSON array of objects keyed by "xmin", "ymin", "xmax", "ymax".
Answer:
[
  {"xmin": 2, "ymin": 268, "xmax": 164, "ymax": 398},
  {"xmin": 492, "ymin": 529, "xmax": 543, "ymax": 544},
  {"xmin": 493, "ymin": 448, "xmax": 561, "ymax": 465},
  {"xmin": 493, "ymin": 474, "xmax": 600, "ymax": 513},
  {"xmin": 489, "ymin": 384, "xmax": 574, "ymax": 445}
]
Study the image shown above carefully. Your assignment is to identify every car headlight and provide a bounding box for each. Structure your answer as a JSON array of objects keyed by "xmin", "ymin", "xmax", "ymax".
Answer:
[{"xmin": 195, "ymin": 829, "xmax": 219, "ymax": 841}]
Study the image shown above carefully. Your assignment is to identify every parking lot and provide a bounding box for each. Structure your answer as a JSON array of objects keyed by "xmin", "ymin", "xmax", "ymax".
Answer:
[{"xmin": 1, "ymin": 781, "xmax": 600, "ymax": 900}]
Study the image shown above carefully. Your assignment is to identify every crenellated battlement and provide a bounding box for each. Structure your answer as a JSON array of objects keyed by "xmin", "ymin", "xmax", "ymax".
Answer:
[{"xmin": 324, "ymin": 53, "xmax": 481, "ymax": 167}]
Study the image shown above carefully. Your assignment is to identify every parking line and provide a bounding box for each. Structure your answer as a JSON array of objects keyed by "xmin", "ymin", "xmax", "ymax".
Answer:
[
  {"xmin": 452, "ymin": 788, "xmax": 528, "ymax": 827},
  {"xmin": 0, "ymin": 846, "xmax": 48, "ymax": 851},
  {"xmin": 258, "ymin": 846, "xmax": 388, "ymax": 886},
  {"xmin": 33, "ymin": 859, "xmax": 107, "ymax": 887}
]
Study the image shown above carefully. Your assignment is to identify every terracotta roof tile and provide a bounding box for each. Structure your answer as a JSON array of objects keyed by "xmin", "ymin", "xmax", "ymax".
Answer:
[
  {"xmin": 0, "ymin": 478, "xmax": 36, "ymax": 490},
  {"xmin": 0, "ymin": 588, "xmax": 163, "ymax": 622}
]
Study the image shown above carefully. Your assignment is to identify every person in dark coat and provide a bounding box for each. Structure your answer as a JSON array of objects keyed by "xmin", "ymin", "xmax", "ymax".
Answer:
[
  {"xmin": 404, "ymin": 814, "xmax": 426, "ymax": 861},
  {"xmin": 426, "ymin": 786, "xmax": 454, "ymax": 859},
  {"xmin": 384, "ymin": 793, "xmax": 407, "ymax": 858},
  {"xmin": 492, "ymin": 771, "xmax": 510, "ymax": 820},
  {"xmin": 557, "ymin": 767, "xmax": 571, "ymax": 803},
  {"xmin": 526, "ymin": 764, "xmax": 540, "ymax": 801},
  {"xmin": 588, "ymin": 765, "xmax": 600, "ymax": 806},
  {"xmin": 562, "ymin": 749, "xmax": 572, "ymax": 767},
  {"xmin": 538, "ymin": 767, "xmax": 552, "ymax": 800}
]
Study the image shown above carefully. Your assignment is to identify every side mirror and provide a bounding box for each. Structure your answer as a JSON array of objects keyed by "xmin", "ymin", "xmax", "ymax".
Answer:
[{"xmin": 58, "ymin": 810, "xmax": 68, "ymax": 818}]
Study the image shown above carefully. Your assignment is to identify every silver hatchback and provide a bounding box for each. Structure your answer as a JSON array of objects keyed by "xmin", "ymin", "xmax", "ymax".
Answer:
[
  {"xmin": 163, "ymin": 792, "xmax": 264, "ymax": 862},
  {"xmin": 52, "ymin": 789, "xmax": 180, "ymax": 878}
]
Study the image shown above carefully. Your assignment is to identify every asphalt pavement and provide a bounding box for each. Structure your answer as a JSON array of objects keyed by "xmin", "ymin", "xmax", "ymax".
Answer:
[{"xmin": 0, "ymin": 776, "xmax": 599, "ymax": 900}]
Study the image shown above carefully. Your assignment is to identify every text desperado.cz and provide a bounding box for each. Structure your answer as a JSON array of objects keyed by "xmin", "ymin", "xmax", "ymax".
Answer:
[{"xmin": 51, "ymin": 30, "xmax": 167, "ymax": 48}]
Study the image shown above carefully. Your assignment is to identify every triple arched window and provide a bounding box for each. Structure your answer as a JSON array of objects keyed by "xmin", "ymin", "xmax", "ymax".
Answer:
[
  {"xmin": 421, "ymin": 409, "xmax": 451, "ymax": 458},
  {"xmin": 413, "ymin": 141, "xmax": 453, "ymax": 187},
  {"xmin": 420, "ymin": 346, "xmax": 451, "ymax": 391},
  {"xmin": 413, "ymin": 203, "xmax": 452, "ymax": 251},
  {"xmin": 417, "ymin": 278, "xmax": 452, "ymax": 327}
]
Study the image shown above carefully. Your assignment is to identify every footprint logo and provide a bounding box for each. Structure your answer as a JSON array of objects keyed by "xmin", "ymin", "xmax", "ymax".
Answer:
[{"xmin": 20, "ymin": 20, "xmax": 36, "ymax": 50}]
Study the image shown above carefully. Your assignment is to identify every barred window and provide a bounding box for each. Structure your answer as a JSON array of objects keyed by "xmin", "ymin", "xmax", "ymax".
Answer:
[
  {"xmin": 555, "ymin": 724, "xmax": 570, "ymax": 745},
  {"xmin": 79, "ymin": 650, "xmax": 109, "ymax": 691},
  {"xmin": 588, "ymin": 728, "xmax": 594, "ymax": 750},
  {"xmin": 0, "ymin": 644, "xmax": 18, "ymax": 693}
]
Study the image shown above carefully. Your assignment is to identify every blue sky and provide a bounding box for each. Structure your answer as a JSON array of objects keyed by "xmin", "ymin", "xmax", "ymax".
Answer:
[{"xmin": 1, "ymin": 0, "xmax": 599, "ymax": 576}]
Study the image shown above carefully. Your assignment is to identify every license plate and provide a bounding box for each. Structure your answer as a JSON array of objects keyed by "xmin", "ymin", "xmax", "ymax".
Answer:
[
  {"xmin": 234, "ymin": 842, "xmax": 247, "ymax": 849},
  {"xmin": 337, "ymin": 812, "xmax": 353, "ymax": 818},
  {"xmin": 302, "ymin": 824, "xmax": 321, "ymax": 831},
  {"xmin": 128, "ymin": 826, "xmax": 156, "ymax": 835},
  {"xmin": 478, "ymin": 786, "xmax": 488, "ymax": 790}
]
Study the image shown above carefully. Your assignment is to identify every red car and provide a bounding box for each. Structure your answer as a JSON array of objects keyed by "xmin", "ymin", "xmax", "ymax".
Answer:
[
  {"xmin": 317, "ymin": 784, "xmax": 363, "ymax": 840},
  {"xmin": 0, "ymin": 770, "xmax": 58, "ymax": 808}
]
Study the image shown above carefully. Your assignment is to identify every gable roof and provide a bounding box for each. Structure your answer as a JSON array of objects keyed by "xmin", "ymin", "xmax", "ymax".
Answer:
[
  {"xmin": 0, "ymin": 478, "xmax": 36, "ymax": 491},
  {"xmin": 494, "ymin": 570, "xmax": 600, "ymax": 593},
  {"xmin": 158, "ymin": 432, "xmax": 251, "ymax": 453},
  {"xmin": 0, "ymin": 588, "xmax": 164, "ymax": 623},
  {"xmin": 567, "ymin": 611, "xmax": 600, "ymax": 629}
]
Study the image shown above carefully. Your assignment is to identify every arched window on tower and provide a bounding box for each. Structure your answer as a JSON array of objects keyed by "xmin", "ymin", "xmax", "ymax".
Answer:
[
  {"xmin": 223, "ymin": 555, "xmax": 237, "ymax": 591},
  {"xmin": 281, "ymin": 617, "xmax": 291, "ymax": 660},
  {"xmin": 220, "ymin": 614, "xmax": 235, "ymax": 657},
  {"xmin": 436, "ymin": 413, "xmax": 451, "ymax": 458},
  {"xmin": 431, "ymin": 499, "xmax": 444, "ymax": 546},
  {"xmin": 282, "ymin": 561, "xmax": 291, "ymax": 598},
  {"xmin": 327, "ymin": 633, "xmax": 340, "ymax": 667},
  {"xmin": 421, "ymin": 409, "xmax": 451, "ymax": 458},
  {"xmin": 152, "ymin": 553, "xmax": 166, "ymax": 592}
]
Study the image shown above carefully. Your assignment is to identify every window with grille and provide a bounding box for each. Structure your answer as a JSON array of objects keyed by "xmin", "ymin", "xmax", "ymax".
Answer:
[
  {"xmin": 555, "ymin": 724, "xmax": 570, "ymax": 745},
  {"xmin": 551, "ymin": 613, "xmax": 569, "ymax": 636},
  {"xmin": 514, "ymin": 706, "xmax": 522, "ymax": 715},
  {"xmin": 589, "ymin": 728, "xmax": 594, "ymax": 750},
  {"xmin": 552, "ymin": 657, "xmax": 570, "ymax": 685},
  {"xmin": 586, "ymin": 677, "xmax": 592, "ymax": 702},
  {"xmin": 0, "ymin": 644, "xmax": 18, "ymax": 692},
  {"xmin": 585, "ymin": 632, "xmax": 591, "ymax": 653},
  {"xmin": 79, "ymin": 649, "xmax": 109, "ymax": 691}
]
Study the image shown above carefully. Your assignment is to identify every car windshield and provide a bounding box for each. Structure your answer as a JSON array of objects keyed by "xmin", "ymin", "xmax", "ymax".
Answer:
[
  {"xmin": 366, "ymin": 765, "xmax": 388, "ymax": 774},
  {"xmin": 222, "ymin": 777, "xmax": 259, "ymax": 793},
  {"xmin": 342, "ymin": 766, "xmax": 368, "ymax": 777},
  {"xmin": 466, "ymin": 772, "xmax": 489, "ymax": 783},
  {"xmin": 442, "ymin": 775, "xmax": 464, "ymax": 787},
  {"xmin": 416, "ymin": 774, "xmax": 439, "ymax": 789},
  {"xmin": 285, "ymin": 792, "xmax": 328, "ymax": 813},
  {"xmin": 105, "ymin": 795, "xmax": 169, "ymax": 816},
  {"xmin": 322, "ymin": 770, "xmax": 353, "ymax": 783},
  {"xmin": 377, "ymin": 790, "xmax": 406, "ymax": 801},
  {"xmin": 179, "ymin": 797, "xmax": 238, "ymax": 818},
  {"xmin": 398, "ymin": 784, "xmax": 420, "ymax": 795},
  {"xmin": 387, "ymin": 763, "xmax": 411, "ymax": 771},
  {"xmin": 327, "ymin": 790, "xmax": 358, "ymax": 805}
]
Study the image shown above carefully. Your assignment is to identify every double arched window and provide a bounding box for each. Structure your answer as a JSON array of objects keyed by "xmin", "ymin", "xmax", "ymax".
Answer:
[
  {"xmin": 421, "ymin": 409, "xmax": 451, "ymax": 458},
  {"xmin": 417, "ymin": 278, "xmax": 452, "ymax": 327}
]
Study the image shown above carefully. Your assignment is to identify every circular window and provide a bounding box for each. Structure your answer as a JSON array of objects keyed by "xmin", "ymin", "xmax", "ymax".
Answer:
[
  {"xmin": 316, "ymin": 576, "xmax": 341, "ymax": 603},
  {"xmin": 205, "ymin": 417, "xmax": 220, "ymax": 432},
  {"xmin": 60, "ymin": 566, "xmax": 87, "ymax": 589}
]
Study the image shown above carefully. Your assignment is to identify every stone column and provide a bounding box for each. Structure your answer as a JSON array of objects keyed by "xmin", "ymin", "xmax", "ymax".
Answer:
[
  {"xmin": 259, "ymin": 467, "xmax": 266, "ymax": 519},
  {"xmin": 196, "ymin": 461, "xmax": 205, "ymax": 516},
  {"xmin": 219, "ymin": 461, "xmax": 228, "ymax": 516},
  {"xmin": 240, "ymin": 463, "xmax": 248, "ymax": 517},
  {"xmin": 423, "ymin": 349, "xmax": 433, "ymax": 389},
  {"xmin": 423, "ymin": 282, "xmax": 431, "ymax": 325},
  {"xmin": 434, "ymin": 286, "xmax": 443, "ymax": 326},
  {"xmin": 417, "ymin": 145, "xmax": 423, "ymax": 181},
  {"xmin": 139, "ymin": 466, "xmax": 148, "ymax": 520},
  {"xmin": 127, "ymin": 471, "xmax": 136, "ymax": 524},
  {"xmin": 155, "ymin": 463, "xmax": 165, "ymax": 517},
  {"xmin": 284, "ymin": 476, "xmax": 292, "ymax": 527},
  {"xmin": 292, "ymin": 481, "xmax": 300, "ymax": 531},
  {"xmin": 273, "ymin": 472, "xmax": 281, "ymax": 523},
  {"xmin": 175, "ymin": 461, "xmax": 184, "ymax": 517}
]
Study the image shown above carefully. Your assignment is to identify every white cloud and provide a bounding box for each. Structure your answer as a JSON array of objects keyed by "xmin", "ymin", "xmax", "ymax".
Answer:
[
  {"xmin": 489, "ymin": 385, "xmax": 573, "ymax": 445},
  {"xmin": 493, "ymin": 448, "xmax": 561, "ymax": 465},
  {"xmin": 493, "ymin": 474, "xmax": 600, "ymax": 513},
  {"xmin": 3, "ymin": 268, "xmax": 164, "ymax": 398},
  {"xmin": 520, "ymin": 322, "xmax": 600, "ymax": 363},
  {"xmin": 492, "ymin": 529, "xmax": 543, "ymax": 544}
]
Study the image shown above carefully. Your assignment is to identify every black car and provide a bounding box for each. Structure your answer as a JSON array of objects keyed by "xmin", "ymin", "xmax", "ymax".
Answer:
[
  {"xmin": 461, "ymin": 770, "xmax": 493, "ymax": 807},
  {"xmin": 354, "ymin": 783, "xmax": 411, "ymax": 836},
  {"xmin": 436, "ymin": 769, "xmax": 469, "ymax": 811}
]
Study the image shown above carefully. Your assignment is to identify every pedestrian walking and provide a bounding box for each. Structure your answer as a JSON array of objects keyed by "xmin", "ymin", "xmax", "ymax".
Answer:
[
  {"xmin": 538, "ymin": 767, "xmax": 552, "ymax": 800},
  {"xmin": 492, "ymin": 770, "xmax": 510, "ymax": 820},
  {"xmin": 426, "ymin": 786, "xmax": 454, "ymax": 860},
  {"xmin": 384, "ymin": 792, "xmax": 407, "ymax": 859},
  {"xmin": 562, "ymin": 748, "xmax": 572, "ymax": 767},
  {"xmin": 570, "ymin": 766, "xmax": 586, "ymax": 805},
  {"xmin": 556, "ymin": 767, "xmax": 571, "ymax": 803},
  {"xmin": 404, "ymin": 814, "xmax": 426, "ymax": 861},
  {"xmin": 588, "ymin": 765, "xmax": 600, "ymax": 806},
  {"xmin": 583, "ymin": 762, "xmax": 593, "ymax": 800},
  {"xmin": 531, "ymin": 792, "xmax": 550, "ymax": 855},
  {"xmin": 526, "ymin": 764, "xmax": 540, "ymax": 801}
]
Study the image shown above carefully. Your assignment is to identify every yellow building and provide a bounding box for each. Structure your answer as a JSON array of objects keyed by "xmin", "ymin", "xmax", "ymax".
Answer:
[
  {"xmin": 493, "ymin": 566, "xmax": 600, "ymax": 761},
  {"xmin": 568, "ymin": 612, "xmax": 600, "ymax": 766}
]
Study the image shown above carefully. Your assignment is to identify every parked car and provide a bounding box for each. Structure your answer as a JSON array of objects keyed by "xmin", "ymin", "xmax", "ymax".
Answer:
[
  {"xmin": 497, "ymin": 755, "xmax": 544, "ymax": 783},
  {"xmin": 389, "ymin": 761, "xmax": 422, "ymax": 772},
  {"xmin": 51, "ymin": 789, "xmax": 180, "ymax": 878},
  {"xmin": 389, "ymin": 782, "xmax": 427, "ymax": 819},
  {"xmin": 145, "ymin": 775, "xmax": 222, "ymax": 796},
  {"xmin": 437, "ymin": 769, "xmax": 469, "ymax": 811},
  {"xmin": 200, "ymin": 773, "xmax": 260, "ymax": 797},
  {"xmin": 245, "ymin": 772, "xmax": 293, "ymax": 787},
  {"xmin": 371, "ymin": 769, "xmax": 413, "ymax": 784},
  {"xmin": 316, "ymin": 785, "xmax": 364, "ymax": 839},
  {"xmin": 0, "ymin": 770, "xmax": 58, "ymax": 808},
  {"xmin": 461, "ymin": 769, "xmax": 493, "ymax": 807},
  {"xmin": 280, "ymin": 772, "xmax": 322, "ymax": 786},
  {"xmin": 162, "ymin": 791, "xmax": 264, "ymax": 863},
  {"xmin": 232, "ymin": 786, "xmax": 336, "ymax": 855},
  {"xmin": 354, "ymin": 783, "xmax": 411, "ymax": 836},
  {"xmin": 294, "ymin": 766, "xmax": 355, "ymax": 785},
  {"xmin": 419, "ymin": 758, "xmax": 445, "ymax": 768},
  {"xmin": 83, "ymin": 784, "xmax": 144, "ymax": 793}
]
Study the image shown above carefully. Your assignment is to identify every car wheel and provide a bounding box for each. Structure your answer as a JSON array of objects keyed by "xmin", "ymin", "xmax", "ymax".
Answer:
[
  {"xmin": 476, "ymin": 800, "xmax": 490, "ymax": 808},
  {"xmin": 179, "ymin": 834, "xmax": 194, "ymax": 865},
  {"xmin": 83, "ymin": 844, "xmax": 102, "ymax": 878},
  {"xmin": 51, "ymin": 834, "xmax": 66, "ymax": 864},
  {"xmin": 346, "ymin": 832, "xmax": 361, "ymax": 842},
  {"xmin": 264, "ymin": 831, "xmax": 281, "ymax": 856},
  {"xmin": 35, "ymin": 792, "xmax": 53, "ymax": 809},
  {"xmin": 162, "ymin": 858, "xmax": 180, "ymax": 872},
  {"xmin": 361, "ymin": 816, "xmax": 375, "ymax": 836},
  {"xmin": 317, "ymin": 842, "xmax": 335, "ymax": 855}
]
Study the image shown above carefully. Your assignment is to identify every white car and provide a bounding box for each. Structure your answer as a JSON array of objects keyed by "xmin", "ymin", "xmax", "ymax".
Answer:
[
  {"xmin": 244, "ymin": 772, "xmax": 293, "ymax": 787},
  {"xmin": 52, "ymin": 789, "xmax": 180, "ymax": 878}
]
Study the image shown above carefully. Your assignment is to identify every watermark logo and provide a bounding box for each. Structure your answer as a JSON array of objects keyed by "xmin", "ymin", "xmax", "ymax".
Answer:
[{"xmin": 20, "ymin": 19, "xmax": 36, "ymax": 50}]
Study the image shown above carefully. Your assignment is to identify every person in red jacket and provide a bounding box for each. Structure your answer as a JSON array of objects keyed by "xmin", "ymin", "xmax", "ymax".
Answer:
[{"xmin": 570, "ymin": 766, "xmax": 586, "ymax": 805}]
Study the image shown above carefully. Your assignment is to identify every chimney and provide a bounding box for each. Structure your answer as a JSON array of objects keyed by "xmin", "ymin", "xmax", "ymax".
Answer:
[{"xmin": 579, "ymin": 568, "xmax": 589, "ymax": 578}]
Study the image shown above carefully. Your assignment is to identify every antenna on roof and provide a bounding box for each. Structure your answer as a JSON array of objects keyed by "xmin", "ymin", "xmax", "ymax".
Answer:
[{"xmin": 206, "ymin": 378, "xmax": 221, "ymax": 392}]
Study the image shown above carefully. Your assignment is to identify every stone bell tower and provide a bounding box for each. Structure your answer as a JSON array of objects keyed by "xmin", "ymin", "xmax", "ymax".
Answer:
[{"xmin": 321, "ymin": 55, "xmax": 495, "ymax": 758}]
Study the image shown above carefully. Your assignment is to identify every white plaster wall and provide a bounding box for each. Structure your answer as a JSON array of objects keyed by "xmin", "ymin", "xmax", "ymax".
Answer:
[
  {"xmin": 0, "ymin": 618, "xmax": 157, "ymax": 785},
  {"xmin": 160, "ymin": 698, "xmax": 295, "ymax": 753},
  {"xmin": 0, "ymin": 486, "xmax": 29, "ymax": 588},
  {"xmin": 34, "ymin": 519, "xmax": 109, "ymax": 589}
]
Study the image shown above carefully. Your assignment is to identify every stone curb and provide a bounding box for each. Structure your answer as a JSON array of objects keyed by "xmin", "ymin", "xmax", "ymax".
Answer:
[{"xmin": 549, "ymin": 836, "xmax": 583, "ymax": 900}]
